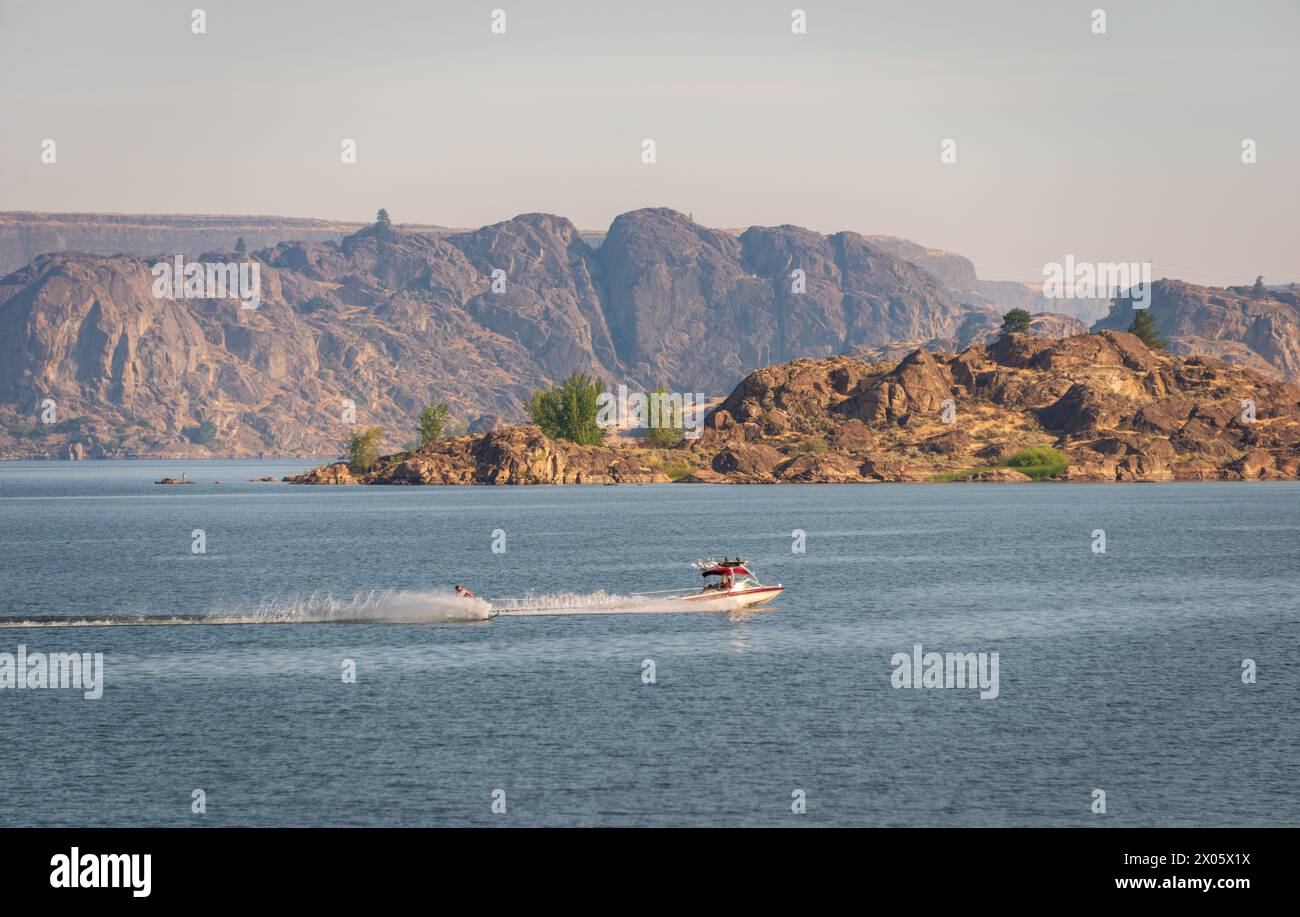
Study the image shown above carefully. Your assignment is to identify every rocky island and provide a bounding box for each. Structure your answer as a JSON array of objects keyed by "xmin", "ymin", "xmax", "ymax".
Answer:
[{"xmin": 287, "ymin": 331, "xmax": 1300, "ymax": 485}]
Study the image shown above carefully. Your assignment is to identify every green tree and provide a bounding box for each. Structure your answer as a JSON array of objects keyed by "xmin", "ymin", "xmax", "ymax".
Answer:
[
  {"xmin": 643, "ymin": 385, "xmax": 685, "ymax": 447},
  {"xmin": 376, "ymin": 209, "xmax": 392, "ymax": 234},
  {"xmin": 1127, "ymin": 308, "xmax": 1166, "ymax": 349},
  {"xmin": 234, "ymin": 237, "xmax": 247, "ymax": 255},
  {"xmin": 999, "ymin": 308, "xmax": 1032, "ymax": 337},
  {"xmin": 1251, "ymin": 275, "xmax": 1266, "ymax": 295},
  {"xmin": 526, "ymin": 372, "xmax": 605, "ymax": 445},
  {"xmin": 418, "ymin": 402, "xmax": 450, "ymax": 447},
  {"xmin": 346, "ymin": 426, "xmax": 384, "ymax": 473}
]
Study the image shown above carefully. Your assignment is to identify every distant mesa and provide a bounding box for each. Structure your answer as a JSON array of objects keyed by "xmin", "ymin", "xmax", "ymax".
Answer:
[{"xmin": 0, "ymin": 211, "xmax": 454, "ymax": 277}]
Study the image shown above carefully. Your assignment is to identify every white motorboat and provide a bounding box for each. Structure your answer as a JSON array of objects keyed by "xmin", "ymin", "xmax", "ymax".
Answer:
[{"xmin": 675, "ymin": 558, "xmax": 784, "ymax": 610}]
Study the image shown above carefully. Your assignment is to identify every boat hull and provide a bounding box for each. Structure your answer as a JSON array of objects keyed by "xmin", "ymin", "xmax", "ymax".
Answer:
[{"xmin": 676, "ymin": 585, "xmax": 784, "ymax": 611}]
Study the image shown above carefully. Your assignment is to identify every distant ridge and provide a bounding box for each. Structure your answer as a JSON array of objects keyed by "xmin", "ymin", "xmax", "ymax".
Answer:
[{"xmin": 0, "ymin": 212, "xmax": 454, "ymax": 275}]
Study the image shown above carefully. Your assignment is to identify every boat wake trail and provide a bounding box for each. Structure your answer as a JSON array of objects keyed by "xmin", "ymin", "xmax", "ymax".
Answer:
[
  {"xmin": 491, "ymin": 590, "xmax": 707, "ymax": 616},
  {"xmin": 243, "ymin": 589, "xmax": 493, "ymax": 624},
  {"xmin": 0, "ymin": 589, "xmax": 493, "ymax": 628}
]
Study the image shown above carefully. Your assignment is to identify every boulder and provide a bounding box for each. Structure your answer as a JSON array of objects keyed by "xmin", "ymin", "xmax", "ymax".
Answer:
[
  {"xmin": 827, "ymin": 419, "xmax": 874, "ymax": 452},
  {"xmin": 287, "ymin": 462, "xmax": 356, "ymax": 484},
  {"xmin": 1038, "ymin": 383, "xmax": 1131, "ymax": 434},
  {"xmin": 962, "ymin": 468, "xmax": 1033, "ymax": 482},
  {"xmin": 774, "ymin": 453, "xmax": 864, "ymax": 482},
  {"xmin": 1227, "ymin": 450, "xmax": 1276, "ymax": 480},
  {"xmin": 919, "ymin": 429, "xmax": 972, "ymax": 455},
  {"xmin": 845, "ymin": 349, "xmax": 953, "ymax": 423},
  {"xmin": 712, "ymin": 443, "xmax": 786, "ymax": 476},
  {"xmin": 1131, "ymin": 398, "xmax": 1193, "ymax": 436},
  {"xmin": 859, "ymin": 456, "xmax": 911, "ymax": 481}
]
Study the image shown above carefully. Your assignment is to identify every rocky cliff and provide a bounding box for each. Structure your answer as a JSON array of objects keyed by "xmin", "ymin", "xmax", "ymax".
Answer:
[
  {"xmin": 0, "ymin": 209, "xmax": 970, "ymax": 457},
  {"xmin": 1092, "ymin": 279, "xmax": 1300, "ymax": 382},
  {"xmin": 288, "ymin": 332, "xmax": 1300, "ymax": 485}
]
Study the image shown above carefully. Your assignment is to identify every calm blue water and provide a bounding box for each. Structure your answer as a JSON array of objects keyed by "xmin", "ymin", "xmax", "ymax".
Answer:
[{"xmin": 0, "ymin": 460, "xmax": 1297, "ymax": 826}]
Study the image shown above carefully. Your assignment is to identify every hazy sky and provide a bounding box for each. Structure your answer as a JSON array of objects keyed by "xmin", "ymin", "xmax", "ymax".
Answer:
[{"xmin": 2, "ymin": 0, "xmax": 1296, "ymax": 284}]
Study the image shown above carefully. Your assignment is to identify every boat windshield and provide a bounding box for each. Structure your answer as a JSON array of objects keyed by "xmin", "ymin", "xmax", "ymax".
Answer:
[{"xmin": 704, "ymin": 570, "xmax": 761, "ymax": 590}]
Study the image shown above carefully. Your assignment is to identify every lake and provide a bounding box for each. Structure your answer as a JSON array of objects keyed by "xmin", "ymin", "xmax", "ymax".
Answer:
[{"xmin": 0, "ymin": 460, "xmax": 1296, "ymax": 826}]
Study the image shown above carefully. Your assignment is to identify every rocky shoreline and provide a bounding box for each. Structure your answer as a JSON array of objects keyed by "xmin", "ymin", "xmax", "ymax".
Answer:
[{"xmin": 286, "ymin": 332, "xmax": 1300, "ymax": 486}]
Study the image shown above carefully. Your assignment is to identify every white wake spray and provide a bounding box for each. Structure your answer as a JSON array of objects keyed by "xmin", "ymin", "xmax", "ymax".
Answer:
[
  {"xmin": 0, "ymin": 588, "xmax": 493, "ymax": 628},
  {"xmin": 244, "ymin": 588, "xmax": 494, "ymax": 623}
]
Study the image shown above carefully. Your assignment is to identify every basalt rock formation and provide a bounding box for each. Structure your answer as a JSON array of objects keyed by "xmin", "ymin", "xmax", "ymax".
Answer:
[
  {"xmin": 1092, "ymin": 279, "xmax": 1300, "ymax": 383},
  {"xmin": 0, "ymin": 209, "xmax": 966, "ymax": 458},
  {"xmin": 288, "ymin": 332, "xmax": 1300, "ymax": 485}
]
